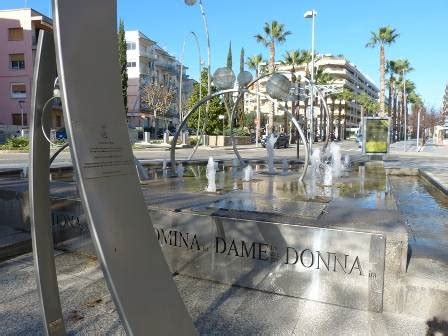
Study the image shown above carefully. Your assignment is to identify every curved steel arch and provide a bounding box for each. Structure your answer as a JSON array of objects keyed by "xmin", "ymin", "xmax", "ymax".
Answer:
[
  {"xmin": 244, "ymin": 71, "xmax": 332, "ymax": 153},
  {"xmin": 170, "ymin": 87, "xmax": 310, "ymax": 181},
  {"xmin": 170, "ymin": 88, "xmax": 236, "ymax": 172}
]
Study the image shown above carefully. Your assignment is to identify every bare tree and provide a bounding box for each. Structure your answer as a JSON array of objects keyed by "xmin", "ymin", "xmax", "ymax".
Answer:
[{"xmin": 141, "ymin": 83, "xmax": 176, "ymax": 131}]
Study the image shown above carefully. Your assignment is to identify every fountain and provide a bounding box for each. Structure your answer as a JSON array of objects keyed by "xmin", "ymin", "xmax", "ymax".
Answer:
[
  {"xmin": 329, "ymin": 142, "xmax": 342, "ymax": 178},
  {"xmin": 311, "ymin": 148, "xmax": 321, "ymax": 174},
  {"xmin": 19, "ymin": 1, "xmax": 445, "ymax": 333},
  {"xmin": 242, "ymin": 164, "xmax": 253, "ymax": 182},
  {"xmin": 206, "ymin": 157, "xmax": 216, "ymax": 192},
  {"xmin": 266, "ymin": 134, "xmax": 277, "ymax": 174},
  {"xmin": 176, "ymin": 163, "xmax": 184, "ymax": 178},
  {"xmin": 343, "ymin": 154, "xmax": 351, "ymax": 170}
]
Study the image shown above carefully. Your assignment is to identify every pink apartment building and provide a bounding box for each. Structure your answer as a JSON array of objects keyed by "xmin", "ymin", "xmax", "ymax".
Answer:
[{"xmin": 0, "ymin": 8, "xmax": 62, "ymax": 131}]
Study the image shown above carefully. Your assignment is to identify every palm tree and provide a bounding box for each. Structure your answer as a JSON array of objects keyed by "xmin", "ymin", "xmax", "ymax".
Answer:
[
  {"xmin": 247, "ymin": 54, "xmax": 264, "ymax": 145},
  {"xmin": 314, "ymin": 67, "xmax": 333, "ymax": 140},
  {"xmin": 293, "ymin": 50, "xmax": 312, "ymax": 140},
  {"xmin": 366, "ymin": 26, "xmax": 399, "ymax": 116},
  {"xmin": 386, "ymin": 60, "xmax": 399, "ymax": 141},
  {"xmin": 393, "ymin": 60, "xmax": 414, "ymax": 140},
  {"xmin": 332, "ymin": 89, "xmax": 353, "ymax": 140},
  {"xmin": 281, "ymin": 50, "xmax": 302, "ymax": 133},
  {"xmin": 255, "ymin": 21, "xmax": 291, "ymax": 133},
  {"xmin": 398, "ymin": 78, "xmax": 415, "ymax": 140},
  {"xmin": 355, "ymin": 92, "xmax": 380, "ymax": 116}
]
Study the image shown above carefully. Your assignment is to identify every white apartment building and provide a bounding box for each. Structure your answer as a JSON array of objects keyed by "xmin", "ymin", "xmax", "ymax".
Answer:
[
  {"xmin": 125, "ymin": 31, "xmax": 194, "ymax": 132},
  {"xmin": 245, "ymin": 54, "xmax": 379, "ymax": 139}
]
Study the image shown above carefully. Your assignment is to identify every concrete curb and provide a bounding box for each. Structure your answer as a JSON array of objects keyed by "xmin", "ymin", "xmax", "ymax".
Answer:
[{"xmin": 419, "ymin": 169, "xmax": 448, "ymax": 196}]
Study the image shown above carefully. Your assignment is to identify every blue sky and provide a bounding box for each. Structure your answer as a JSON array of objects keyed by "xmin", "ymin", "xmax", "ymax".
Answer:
[{"xmin": 2, "ymin": 0, "xmax": 447, "ymax": 109}]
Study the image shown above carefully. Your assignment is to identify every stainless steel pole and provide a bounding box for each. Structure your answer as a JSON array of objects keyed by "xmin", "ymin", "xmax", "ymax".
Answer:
[
  {"xmin": 310, "ymin": 11, "xmax": 315, "ymax": 151},
  {"xmin": 198, "ymin": 0, "xmax": 211, "ymax": 121},
  {"xmin": 416, "ymin": 107, "xmax": 420, "ymax": 151}
]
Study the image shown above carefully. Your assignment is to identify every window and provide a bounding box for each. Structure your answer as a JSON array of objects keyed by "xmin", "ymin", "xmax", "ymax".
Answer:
[
  {"xmin": 55, "ymin": 115, "xmax": 62, "ymax": 128},
  {"xmin": 8, "ymin": 28, "xmax": 23, "ymax": 41},
  {"xmin": 12, "ymin": 113, "xmax": 27, "ymax": 126},
  {"xmin": 9, "ymin": 54, "xmax": 25, "ymax": 70},
  {"xmin": 126, "ymin": 42, "xmax": 136, "ymax": 50},
  {"xmin": 11, "ymin": 83, "xmax": 26, "ymax": 98},
  {"xmin": 127, "ymin": 61, "xmax": 136, "ymax": 68}
]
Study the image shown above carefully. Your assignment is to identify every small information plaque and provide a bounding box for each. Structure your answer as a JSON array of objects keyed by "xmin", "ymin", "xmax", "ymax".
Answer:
[{"xmin": 363, "ymin": 117, "xmax": 390, "ymax": 154}]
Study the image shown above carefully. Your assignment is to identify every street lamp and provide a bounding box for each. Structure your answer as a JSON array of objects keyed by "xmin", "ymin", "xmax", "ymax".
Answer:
[
  {"xmin": 304, "ymin": 9, "xmax": 317, "ymax": 151},
  {"xmin": 184, "ymin": 0, "xmax": 211, "ymax": 125},
  {"xmin": 178, "ymin": 31, "xmax": 201, "ymax": 145}
]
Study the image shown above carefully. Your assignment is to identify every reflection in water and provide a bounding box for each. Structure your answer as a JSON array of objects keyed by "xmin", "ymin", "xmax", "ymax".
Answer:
[
  {"xmin": 206, "ymin": 157, "xmax": 216, "ymax": 192},
  {"xmin": 391, "ymin": 176, "xmax": 448, "ymax": 261},
  {"xmin": 49, "ymin": 160, "xmax": 445, "ymax": 214}
]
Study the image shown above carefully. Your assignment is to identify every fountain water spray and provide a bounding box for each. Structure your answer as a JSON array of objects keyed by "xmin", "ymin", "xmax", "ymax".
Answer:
[
  {"xmin": 308, "ymin": 148, "xmax": 321, "ymax": 199},
  {"xmin": 231, "ymin": 158, "xmax": 239, "ymax": 180},
  {"xmin": 311, "ymin": 148, "xmax": 321, "ymax": 174},
  {"xmin": 206, "ymin": 156, "xmax": 217, "ymax": 192},
  {"xmin": 266, "ymin": 134, "xmax": 277, "ymax": 174},
  {"xmin": 176, "ymin": 163, "xmax": 184, "ymax": 177},
  {"xmin": 162, "ymin": 159, "xmax": 167, "ymax": 177},
  {"xmin": 329, "ymin": 143, "xmax": 342, "ymax": 178},
  {"xmin": 343, "ymin": 154, "xmax": 351, "ymax": 170},
  {"xmin": 242, "ymin": 164, "xmax": 253, "ymax": 182},
  {"xmin": 323, "ymin": 165, "xmax": 333, "ymax": 186}
]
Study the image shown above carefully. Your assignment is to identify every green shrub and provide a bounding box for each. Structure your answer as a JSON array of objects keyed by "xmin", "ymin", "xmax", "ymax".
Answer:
[
  {"xmin": 223, "ymin": 127, "xmax": 250, "ymax": 136},
  {"xmin": 0, "ymin": 136, "xmax": 29, "ymax": 150}
]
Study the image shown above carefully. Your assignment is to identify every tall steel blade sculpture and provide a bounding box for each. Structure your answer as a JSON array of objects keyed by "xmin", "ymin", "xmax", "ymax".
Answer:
[
  {"xmin": 30, "ymin": 1, "xmax": 196, "ymax": 335},
  {"xmin": 30, "ymin": 30, "xmax": 65, "ymax": 336}
]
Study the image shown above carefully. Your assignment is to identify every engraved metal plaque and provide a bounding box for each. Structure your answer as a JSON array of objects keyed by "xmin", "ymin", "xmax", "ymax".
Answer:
[{"xmin": 150, "ymin": 209, "xmax": 386, "ymax": 312}]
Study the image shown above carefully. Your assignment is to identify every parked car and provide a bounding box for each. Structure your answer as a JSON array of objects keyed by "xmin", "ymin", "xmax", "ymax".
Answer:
[{"xmin": 261, "ymin": 133, "xmax": 290, "ymax": 148}]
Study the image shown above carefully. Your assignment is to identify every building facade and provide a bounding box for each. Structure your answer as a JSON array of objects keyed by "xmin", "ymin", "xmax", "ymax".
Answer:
[
  {"xmin": 125, "ymin": 31, "xmax": 194, "ymax": 133},
  {"xmin": 245, "ymin": 55, "xmax": 379, "ymax": 139},
  {"xmin": 0, "ymin": 8, "xmax": 62, "ymax": 134}
]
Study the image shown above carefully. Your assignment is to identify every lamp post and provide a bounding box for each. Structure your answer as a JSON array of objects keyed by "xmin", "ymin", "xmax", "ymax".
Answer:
[
  {"xmin": 416, "ymin": 106, "xmax": 420, "ymax": 151},
  {"xmin": 218, "ymin": 114, "xmax": 225, "ymax": 143},
  {"xmin": 178, "ymin": 31, "xmax": 201, "ymax": 144},
  {"xmin": 304, "ymin": 9, "xmax": 317, "ymax": 152},
  {"xmin": 184, "ymin": 0, "xmax": 211, "ymax": 126},
  {"xmin": 18, "ymin": 100, "xmax": 25, "ymax": 128}
]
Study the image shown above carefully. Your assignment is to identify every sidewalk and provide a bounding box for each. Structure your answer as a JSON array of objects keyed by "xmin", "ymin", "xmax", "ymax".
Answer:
[
  {"xmin": 0, "ymin": 237, "xmax": 430, "ymax": 335},
  {"xmin": 387, "ymin": 140, "xmax": 448, "ymax": 195}
]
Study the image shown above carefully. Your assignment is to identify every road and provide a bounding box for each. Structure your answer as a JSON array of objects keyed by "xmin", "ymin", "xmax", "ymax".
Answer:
[{"xmin": 0, "ymin": 141, "xmax": 361, "ymax": 170}]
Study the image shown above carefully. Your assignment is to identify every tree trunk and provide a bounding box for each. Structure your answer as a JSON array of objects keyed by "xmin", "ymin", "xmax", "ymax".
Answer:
[
  {"xmin": 303, "ymin": 98, "xmax": 309, "ymax": 141},
  {"xmin": 337, "ymin": 102, "xmax": 342, "ymax": 140},
  {"xmin": 388, "ymin": 80, "xmax": 394, "ymax": 141},
  {"xmin": 255, "ymin": 70, "xmax": 261, "ymax": 146},
  {"xmin": 397, "ymin": 97, "xmax": 401, "ymax": 140},
  {"xmin": 379, "ymin": 44, "xmax": 385, "ymax": 116},
  {"xmin": 330, "ymin": 98, "xmax": 335, "ymax": 141},
  {"xmin": 402, "ymin": 88, "xmax": 406, "ymax": 141},
  {"xmin": 268, "ymin": 43, "xmax": 275, "ymax": 134}
]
